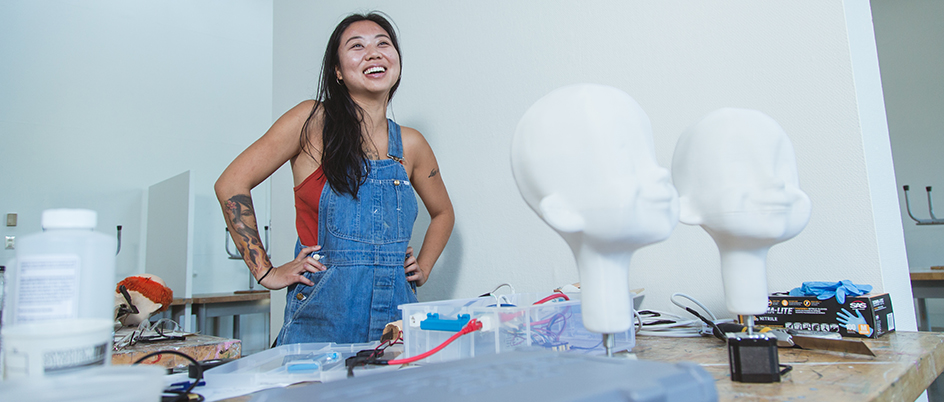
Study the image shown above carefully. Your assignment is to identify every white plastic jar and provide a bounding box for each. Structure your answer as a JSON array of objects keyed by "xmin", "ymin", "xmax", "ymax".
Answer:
[
  {"xmin": 2, "ymin": 209, "xmax": 117, "ymax": 378},
  {"xmin": 5, "ymin": 209, "xmax": 116, "ymax": 324}
]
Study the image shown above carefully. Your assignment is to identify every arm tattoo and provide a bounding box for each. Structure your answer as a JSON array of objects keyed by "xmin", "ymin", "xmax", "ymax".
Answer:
[
  {"xmin": 225, "ymin": 194, "xmax": 269, "ymax": 276},
  {"xmin": 428, "ymin": 168, "xmax": 439, "ymax": 178}
]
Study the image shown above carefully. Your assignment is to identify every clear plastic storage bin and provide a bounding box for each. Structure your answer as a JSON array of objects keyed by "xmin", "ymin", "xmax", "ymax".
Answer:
[
  {"xmin": 399, "ymin": 292, "xmax": 634, "ymax": 364},
  {"xmin": 203, "ymin": 342, "xmax": 395, "ymax": 386}
]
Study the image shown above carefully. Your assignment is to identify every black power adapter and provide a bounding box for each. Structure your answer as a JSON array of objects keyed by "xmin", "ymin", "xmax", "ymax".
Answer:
[{"xmin": 727, "ymin": 333, "xmax": 780, "ymax": 383}]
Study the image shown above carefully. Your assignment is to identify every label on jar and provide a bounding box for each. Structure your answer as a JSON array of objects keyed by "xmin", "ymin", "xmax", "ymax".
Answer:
[
  {"xmin": 2, "ymin": 340, "xmax": 108, "ymax": 378},
  {"xmin": 14, "ymin": 255, "xmax": 81, "ymax": 323},
  {"xmin": 43, "ymin": 341, "xmax": 109, "ymax": 373}
]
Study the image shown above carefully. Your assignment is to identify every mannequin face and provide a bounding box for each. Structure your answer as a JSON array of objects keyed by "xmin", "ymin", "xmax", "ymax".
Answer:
[
  {"xmin": 672, "ymin": 108, "xmax": 811, "ymax": 249},
  {"xmin": 512, "ymin": 84, "xmax": 679, "ymax": 251}
]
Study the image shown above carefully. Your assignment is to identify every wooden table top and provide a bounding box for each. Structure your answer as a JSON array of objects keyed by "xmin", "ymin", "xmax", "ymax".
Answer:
[
  {"xmin": 633, "ymin": 331, "xmax": 944, "ymax": 402},
  {"xmin": 171, "ymin": 290, "xmax": 270, "ymax": 305},
  {"xmin": 112, "ymin": 331, "xmax": 242, "ymax": 369},
  {"xmin": 911, "ymin": 268, "xmax": 944, "ymax": 281}
]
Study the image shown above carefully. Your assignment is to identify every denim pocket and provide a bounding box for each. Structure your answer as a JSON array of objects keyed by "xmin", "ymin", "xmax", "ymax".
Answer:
[
  {"xmin": 287, "ymin": 270, "xmax": 327, "ymax": 318},
  {"xmin": 406, "ymin": 280, "xmax": 419, "ymax": 302}
]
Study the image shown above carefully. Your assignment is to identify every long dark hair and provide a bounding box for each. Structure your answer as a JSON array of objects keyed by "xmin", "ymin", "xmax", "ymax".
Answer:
[{"xmin": 299, "ymin": 12, "xmax": 401, "ymax": 197}]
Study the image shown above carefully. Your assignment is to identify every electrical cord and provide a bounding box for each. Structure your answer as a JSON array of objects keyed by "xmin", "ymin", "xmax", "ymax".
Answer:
[
  {"xmin": 133, "ymin": 350, "xmax": 204, "ymax": 402},
  {"xmin": 478, "ymin": 283, "xmax": 520, "ymax": 307},
  {"xmin": 534, "ymin": 292, "xmax": 569, "ymax": 304},
  {"xmin": 670, "ymin": 293, "xmax": 717, "ymax": 321},
  {"xmin": 632, "ymin": 293, "xmax": 732, "ymax": 338},
  {"xmin": 633, "ymin": 309, "xmax": 703, "ymax": 337},
  {"xmin": 478, "ymin": 283, "xmax": 515, "ymax": 297}
]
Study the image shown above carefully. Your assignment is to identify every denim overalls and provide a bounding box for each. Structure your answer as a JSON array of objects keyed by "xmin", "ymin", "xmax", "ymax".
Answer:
[{"xmin": 276, "ymin": 119, "xmax": 419, "ymax": 345}]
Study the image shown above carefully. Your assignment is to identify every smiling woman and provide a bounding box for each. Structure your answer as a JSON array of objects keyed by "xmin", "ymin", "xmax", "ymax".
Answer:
[
  {"xmin": 214, "ymin": 11, "xmax": 455, "ymax": 345},
  {"xmin": 334, "ymin": 20, "xmax": 402, "ymax": 103}
]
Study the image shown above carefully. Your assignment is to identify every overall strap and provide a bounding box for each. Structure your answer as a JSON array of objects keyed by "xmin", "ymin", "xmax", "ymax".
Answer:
[{"xmin": 385, "ymin": 119, "xmax": 404, "ymax": 162}]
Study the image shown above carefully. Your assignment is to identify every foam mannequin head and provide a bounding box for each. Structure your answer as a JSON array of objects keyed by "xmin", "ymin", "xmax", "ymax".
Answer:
[
  {"xmin": 511, "ymin": 84, "xmax": 679, "ymax": 334},
  {"xmin": 115, "ymin": 273, "xmax": 174, "ymax": 327},
  {"xmin": 672, "ymin": 108, "xmax": 811, "ymax": 315}
]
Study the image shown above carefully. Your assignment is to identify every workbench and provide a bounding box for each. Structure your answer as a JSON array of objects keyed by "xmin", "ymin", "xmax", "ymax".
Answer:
[
  {"xmin": 911, "ymin": 268, "xmax": 944, "ymax": 331},
  {"xmin": 112, "ymin": 331, "xmax": 241, "ymax": 370},
  {"xmin": 168, "ymin": 291, "xmax": 270, "ymax": 340},
  {"xmin": 634, "ymin": 331, "xmax": 944, "ymax": 401},
  {"xmin": 217, "ymin": 331, "xmax": 944, "ymax": 402}
]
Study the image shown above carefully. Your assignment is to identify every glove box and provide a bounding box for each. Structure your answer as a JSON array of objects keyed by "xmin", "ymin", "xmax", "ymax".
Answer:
[{"xmin": 753, "ymin": 293, "xmax": 894, "ymax": 338}]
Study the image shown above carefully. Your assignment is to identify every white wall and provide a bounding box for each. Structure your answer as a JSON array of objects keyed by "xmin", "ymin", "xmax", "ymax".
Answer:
[
  {"xmin": 272, "ymin": 1, "xmax": 916, "ymax": 331},
  {"xmin": 0, "ymin": 0, "xmax": 274, "ymax": 352},
  {"xmin": 872, "ymin": 0, "xmax": 944, "ymax": 327},
  {"xmin": 0, "ymin": 0, "xmax": 272, "ymax": 290},
  {"xmin": 872, "ymin": 1, "xmax": 944, "ymax": 269}
]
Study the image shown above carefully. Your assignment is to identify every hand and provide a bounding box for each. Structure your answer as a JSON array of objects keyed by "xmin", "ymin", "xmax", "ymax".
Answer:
[
  {"xmin": 404, "ymin": 246, "xmax": 427, "ymax": 287},
  {"xmin": 837, "ymin": 308, "xmax": 873, "ymax": 337},
  {"xmin": 258, "ymin": 245, "xmax": 326, "ymax": 290}
]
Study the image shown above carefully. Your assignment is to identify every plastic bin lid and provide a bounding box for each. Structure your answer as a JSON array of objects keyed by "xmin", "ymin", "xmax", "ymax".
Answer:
[{"xmin": 42, "ymin": 209, "xmax": 97, "ymax": 230}]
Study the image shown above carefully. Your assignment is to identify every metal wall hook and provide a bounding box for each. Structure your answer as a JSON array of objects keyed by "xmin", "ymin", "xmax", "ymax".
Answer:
[
  {"xmin": 225, "ymin": 225, "xmax": 271, "ymax": 259},
  {"xmin": 116, "ymin": 225, "xmax": 122, "ymax": 255},
  {"xmin": 902, "ymin": 185, "xmax": 944, "ymax": 225}
]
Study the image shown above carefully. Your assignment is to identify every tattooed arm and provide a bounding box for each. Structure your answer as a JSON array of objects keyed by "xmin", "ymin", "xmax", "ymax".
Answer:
[
  {"xmin": 215, "ymin": 101, "xmax": 326, "ymax": 289},
  {"xmin": 401, "ymin": 126, "xmax": 455, "ymax": 287},
  {"xmin": 223, "ymin": 194, "xmax": 271, "ymax": 280}
]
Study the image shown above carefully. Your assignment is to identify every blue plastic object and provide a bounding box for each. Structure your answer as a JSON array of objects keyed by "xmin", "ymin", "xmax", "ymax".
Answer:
[
  {"xmin": 837, "ymin": 308, "xmax": 874, "ymax": 337},
  {"xmin": 788, "ymin": 280, "xmax": 872, "ymax": 304},
  {"xmin": 283, "ymin": 351, "xmax": 341, "ymax": 373},
  {"xmin": 420, "ymin": 313, "xmax": 470, "ymax": 332}
]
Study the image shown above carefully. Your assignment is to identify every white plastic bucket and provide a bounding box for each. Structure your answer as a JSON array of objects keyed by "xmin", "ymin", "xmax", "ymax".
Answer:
[
  {"xmin": 0, "ymin": 364, "xmax": 165, "ymax": 402},
  {"xmin": 1, "ymin": 318, "xmax": 113, "ymax": 379}
]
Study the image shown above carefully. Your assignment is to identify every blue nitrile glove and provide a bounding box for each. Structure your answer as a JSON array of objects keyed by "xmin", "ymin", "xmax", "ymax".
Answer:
[
  {"xmin": 834, "ymin": 280, "xmax": 872, "ymax": 304},
  {"xmin": 837, "ymin": 308, "xmax": 873, "ymax": 337},
  {"xmin": 788, "ymin": 280, "xmax": 873, "ymax": 304}
]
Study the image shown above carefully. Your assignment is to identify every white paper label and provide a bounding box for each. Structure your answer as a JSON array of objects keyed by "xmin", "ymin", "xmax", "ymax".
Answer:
[{"xmin": 14, "ymin": 255, "xmax": 81, "ymax": 323}]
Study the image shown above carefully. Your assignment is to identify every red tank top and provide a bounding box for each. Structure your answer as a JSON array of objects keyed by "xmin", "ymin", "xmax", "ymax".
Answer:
[{"xmin": 294, "ymin": 166, "xmax": 327, "ymax": 246}]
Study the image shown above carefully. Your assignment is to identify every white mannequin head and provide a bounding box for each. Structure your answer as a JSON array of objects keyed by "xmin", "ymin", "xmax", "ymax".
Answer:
[
  {"xmin": 672, "ymin": 108, "xmax": 811, "ymax": 315},
  {"xmin": 511, "ymin": 84, "xmax": 679, "ymax": 333}
]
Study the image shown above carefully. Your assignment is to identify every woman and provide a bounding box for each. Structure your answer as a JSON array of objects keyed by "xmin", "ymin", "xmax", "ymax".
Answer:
[{"xmin": 215, "ymin": 12, "xmax": 454, "ymax": 345}]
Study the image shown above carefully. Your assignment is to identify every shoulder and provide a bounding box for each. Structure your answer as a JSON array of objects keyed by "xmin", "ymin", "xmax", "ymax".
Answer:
[
  {"xmin": 285, "ymin": 100, "xmax": 321, "ymax": 123},
  {"xmin": 264, "ymin": 100, "xmax": 321, "ymax": 136},
  {"xmin": 271, "ymin": 101, "xmax": 322, "ymax": 144},
  {"xmin": 398, "ymin": 124, "xmax": 440, "ymax": 177},
  {"xmin": 262, "ymin": 100, "xmax": 320, "ymax": 142},
  {"xmin": 399, "ymin": 124, "xmax": 431, "ymax": 151}
]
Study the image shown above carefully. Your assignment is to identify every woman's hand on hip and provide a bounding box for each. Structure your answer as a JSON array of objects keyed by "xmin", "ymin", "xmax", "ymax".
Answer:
[
  {"xmin": 404, "ymin": 246, "xmax": 427, "ymax": 287},
  {"xmin": 259, "ymin": 245, "xmax": 326, "ymax": 289}
]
